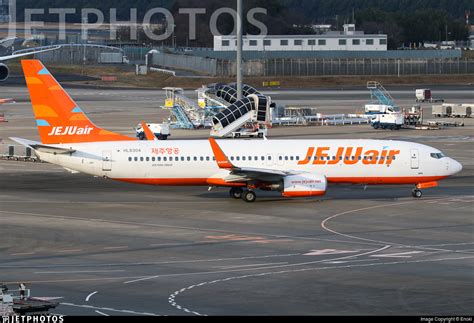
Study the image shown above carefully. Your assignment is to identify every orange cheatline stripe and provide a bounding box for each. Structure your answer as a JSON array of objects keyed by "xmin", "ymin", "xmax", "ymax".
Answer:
[{"xmin": 112, "ymin": 176, "xmax": 449, "ymax": 187}]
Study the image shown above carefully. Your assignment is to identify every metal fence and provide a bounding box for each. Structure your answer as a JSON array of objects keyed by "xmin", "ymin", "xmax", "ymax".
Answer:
[
  {"xmin": 218, "ymin": 58, "xmax": 474, "ymax": 77},
  {"xmin": 150, "ymin": 52, "xmax": 218, "ymax": 76},
  {"xmin": 34, "ymin": 44, "xmax": 124, "ymax": 65}
]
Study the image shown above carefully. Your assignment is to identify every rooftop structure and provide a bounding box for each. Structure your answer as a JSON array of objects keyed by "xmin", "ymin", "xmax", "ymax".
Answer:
[{"xmin": 214, "ymin": 24, "xmax": 388, "ymax": 51}]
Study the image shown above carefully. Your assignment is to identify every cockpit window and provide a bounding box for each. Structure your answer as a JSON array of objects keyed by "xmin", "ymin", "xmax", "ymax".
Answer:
[{"xmin": 430, "ymin": 153, "xmax": 445, "ymax": 159}]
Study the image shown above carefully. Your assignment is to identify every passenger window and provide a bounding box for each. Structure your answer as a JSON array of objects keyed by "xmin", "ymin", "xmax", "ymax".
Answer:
[
  {"xmin": 134, "ymin": 157, "xmax": 138, "ymax": 162},
  {"xmin": 261, "ymin": 156, "xmax": 265, "ymax": 161},
  {"xmin": 254, "ymin": 157, "xmax": 258, "ymax": 161},
  {"xmin": 194, "ymin": 157, "xmax": 198, "ymax": 161},
  {"xmin": 140, "ymin": 157, "xmax": 144, "ymax": 162},
  {"xmin": 164, "ymin": 157, "xmax": 167, "ymax": 162},
  {"xmin": 285, "ymin": 156, "xmax": 289, "ymax": 161},
  {"xmin": 187, "ymin": 157, "xmax": 191, "ymax": 161},
  {"xmin": 243, "ymin": 157, "xmax": 246, "ymax": 161},
  {"xmin": 231, "ymin": 156, "xmax": 235, "ymax": 161},
  {"xmin": 175, "ymin": 157, "xmax": 179, "ymax": 162},
  {"xmin": 157, "ymin": 157, "xmax": 161, "ymax": 162},
  {"xmin": 279, "ymin": 156, "xmax": 283, "ymax": 161},
  {"xmin": 146, "ymin": 157, "xmax": 150, "ymax": 162},
  {"xmin": 290, "ymin": 157, "xmax": 294, "ymax": 161},
  {"xmin": 296, "ymin": 156, "xmax": 300, "ymax": 161},
  {"xmin": 237, "ymin": 157, "xmax": 240, "ymax": 161},
  {"xmin": 128, "ymin": 157, "xmax": 132, "ymax": 162},
  {"xmin": 206, "ymin": 157, "xmax": 210, "ymax": 161},
  {"xmin": 181, "ymin": 157, "xmax": 185, "ymax": 161}
]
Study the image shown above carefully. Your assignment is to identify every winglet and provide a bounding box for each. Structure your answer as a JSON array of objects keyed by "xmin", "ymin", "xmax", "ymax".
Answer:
[
  {"xmin": 141, "ymin": 121, "xmax": 158, "ymax": 141},
  {"xmin": 209, "ymin": 138, "xmax": 234, "ymax": 169}
]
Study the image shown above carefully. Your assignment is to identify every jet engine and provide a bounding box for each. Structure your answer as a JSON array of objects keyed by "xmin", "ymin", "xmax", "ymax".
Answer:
[
  {"xmin": 0, "ymin": 64, "xmax": 9, "ymax": 82},
  {"xmin": 281, "ymin": 173, "xmax": 328, "ymax": 198}
]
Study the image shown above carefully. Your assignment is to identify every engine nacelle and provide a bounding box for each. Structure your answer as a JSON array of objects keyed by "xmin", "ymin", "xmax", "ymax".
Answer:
[
  {"xmin": 0, "ymin": 63, "xmax": 9, "ymax": 82},
  {"xmin": 282, "ymin": 173, "xmax": 328, "ymax": 198}
]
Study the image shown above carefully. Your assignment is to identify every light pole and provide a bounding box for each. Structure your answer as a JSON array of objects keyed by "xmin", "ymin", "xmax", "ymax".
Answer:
[{"xmin": 236, "ymin": 0, "xmax": 243, "ymax": 100}]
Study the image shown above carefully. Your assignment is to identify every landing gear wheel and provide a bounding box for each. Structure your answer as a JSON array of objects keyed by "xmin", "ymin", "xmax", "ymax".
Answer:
[
  {"xmin": 230, "ymin": 188, "xmax": 244, "ymax": 199},
  {"xmin": 242, "ymin": 190, "xmax": 257, "ymax": 203},
  {"xmin": 412, "ymin": 189, "xmax": 423, "ymax": 198}
]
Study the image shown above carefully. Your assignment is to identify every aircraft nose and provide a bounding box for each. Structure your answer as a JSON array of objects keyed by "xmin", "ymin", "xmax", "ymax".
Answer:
[{"xmin": 449, "ymin": 159, "xmax": 463, "ymax": 175}]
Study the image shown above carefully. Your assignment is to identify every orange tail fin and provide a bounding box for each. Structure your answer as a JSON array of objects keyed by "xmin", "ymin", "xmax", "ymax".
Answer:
[{"xmin": 21, "ymin": 60, "xmax": 136, "ymax": 144}]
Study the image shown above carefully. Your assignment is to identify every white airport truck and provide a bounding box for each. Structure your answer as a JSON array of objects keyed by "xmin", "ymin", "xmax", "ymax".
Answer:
[
  {"xmin": 99, "ymin": 53, "xmax": 130, "ymax": 64},
  {"xmin": 136, "ymin": 123, "xmax": 171, "ymax": 140},
  {"xmin": 416, "ymin": 89, "xmax": 444, "ymax": 103},
  {"xmin": 365, "ymin": 104, "xmax": 404, "ymax": 130}
]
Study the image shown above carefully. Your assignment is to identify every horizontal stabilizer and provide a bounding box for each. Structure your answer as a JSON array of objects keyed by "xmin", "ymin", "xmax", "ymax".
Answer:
[{"xmin": 30, "ymin": 144, "xmax": 76, "ymax": 155}]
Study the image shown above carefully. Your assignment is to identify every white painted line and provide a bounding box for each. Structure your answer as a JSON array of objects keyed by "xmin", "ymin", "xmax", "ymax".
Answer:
[
  {"xmin": 218, "ymin": 262, "xmax": 288, "ymax": 269},
  {"xmin": 372, "ymin": 251, "xmax": 424, "ymax": 258},
  {"xmin": 10, "ymin": 252, "xmax": 36, "ymax": 256},
  {"xmin": 304, "ymin": 249, "xmax": 359, "ymax": 256},
  {"xmin": 324, "ymin": 259, "xmax": 381, "ymax": 264},
  {"xmin": 56, "ymin": 249, "xmax": 83, "ymax": 253},
  {"xmin": 85, "ymin": 291, "xmax": 98, "ymax": 302},
  {"xmin": 35, "ymin": 270, "xmax": 125, "ymax": 275},
  {"xmin": 95, "ymin": 310, "xmax": 109, "ymax": 316},
  {"xmin": 60, "ymin": 302, "xmax": 160, "ymax": 316},
  {"xmin": 168, "ymin": 254, "xmax": 474, "ymax": 316}
]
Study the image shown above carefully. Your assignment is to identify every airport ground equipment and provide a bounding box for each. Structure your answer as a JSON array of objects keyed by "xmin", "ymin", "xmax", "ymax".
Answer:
[
  {"xmin": 404, "ymin": 105, "xmax": 423, "ymax": 126},
  {"xmin": 99, "ymin": 52, "xmax": 129, "ymax": 64},
  {"xmin": 370, "ymin": 113, "xmax": 404, "ymax": 130},
  {"xmin": 432, "ymin": 104, "xmax": 453, "ymax": 118},
  {"xmin": 416, "ymin": 89, "xmax": 445, "ymax": 103},
  {"xmin": 1, "ymin": 287, "xmax": 58, "ymax": 315},
  {"xmin": 136, "ymin": 123, "xmax": 170, "ymax": 140},
  {"xmin": 163, "ymin": 87, "xmax": 205, "ymax": 129},
  {"xmin": 452, "ymin": 104, "xmax": 473, "ymax": 118},
  {"xmin": 367, "ymin": 81, "xmax": 398, "ymax": 108},
  {"xmin": 210, "ymin": 83, "xmax": 272, "ymax": 138}
]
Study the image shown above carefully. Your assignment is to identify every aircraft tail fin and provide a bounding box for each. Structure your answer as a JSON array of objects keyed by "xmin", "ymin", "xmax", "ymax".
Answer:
[{"xmin": 21, "ymin": 60, "xmax": 136, "ymax": 144}]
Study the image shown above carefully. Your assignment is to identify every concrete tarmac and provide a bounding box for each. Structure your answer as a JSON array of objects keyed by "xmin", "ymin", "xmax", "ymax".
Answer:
[{"xmin": 0, "ymin": 84, "xmax": 473, "ymax": 316}]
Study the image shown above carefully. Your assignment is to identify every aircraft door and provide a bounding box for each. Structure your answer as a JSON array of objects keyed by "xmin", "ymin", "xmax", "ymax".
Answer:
[
  {"xmin": 102, "ymin": 151, "xmax": 112, "ymax": 171},
  {"xmin": 410, "ymin": 149, "xmax": 419, "ymax": 169}
]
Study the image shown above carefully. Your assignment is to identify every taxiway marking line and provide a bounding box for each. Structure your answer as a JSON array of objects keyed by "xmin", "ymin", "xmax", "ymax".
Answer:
[
  {"xmin": 10, "ymin": 252, "xmax": 36, "ymax": 256},
  {"xmin": 95, "ymin": 310, "xmax": 109, "ymax": 316},
  {"xmin": 217, "ymin": 262, "xmax": 288, "ymax": 269},
  {"xmin": 86, "ymin": 291, "xmax": 98, "ymax": 302},
  {"xmin": 35, "ymin": 270, "xmax": 125, "ymax": 275},
  {"xmin": 169, "ymin": 254, "xmax": 474, "ymax": 316},
  {"xmin": 372, "ymin": 251, "xmax": 424, "ymax": 258},
  {"xmin": 60, "ymin": 302, "xmax": 160, "ymax": 316}
]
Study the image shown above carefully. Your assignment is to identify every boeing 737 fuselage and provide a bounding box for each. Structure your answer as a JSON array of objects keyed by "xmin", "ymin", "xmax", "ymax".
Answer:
[{"xmin": 12, "ymin": 60, "xmax": 463, "ymax": 202}]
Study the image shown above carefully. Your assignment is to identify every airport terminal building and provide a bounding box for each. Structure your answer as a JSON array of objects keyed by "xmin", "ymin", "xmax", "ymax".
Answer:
[{"xmin": 214, "ymin": 24, "xmax": 388, "ymax": 51}]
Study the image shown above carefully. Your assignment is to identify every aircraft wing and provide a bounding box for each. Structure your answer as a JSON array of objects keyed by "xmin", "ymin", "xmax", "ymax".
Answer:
[
  {"xmin": 0, "ymin": 46, "xmax": 61, "ymax": 62},
  {"xmin": 209, "ymin": 138, "xmax": 298, "ymax": 183}
]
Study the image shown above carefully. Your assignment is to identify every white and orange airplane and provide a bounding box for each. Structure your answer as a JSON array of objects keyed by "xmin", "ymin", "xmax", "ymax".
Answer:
[{"xmin": 12, "ymin": 60, "xmax": 463, "ymax": 202}]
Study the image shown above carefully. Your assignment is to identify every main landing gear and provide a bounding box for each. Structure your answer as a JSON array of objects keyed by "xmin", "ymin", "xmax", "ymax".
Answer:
[
  {"xmin": 229, "ymin": 188, "xmax": 257, "ymax": 203},
  {"xmin": 412, "ymin": 188, "xmax": 423, "ymax": 198}
]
